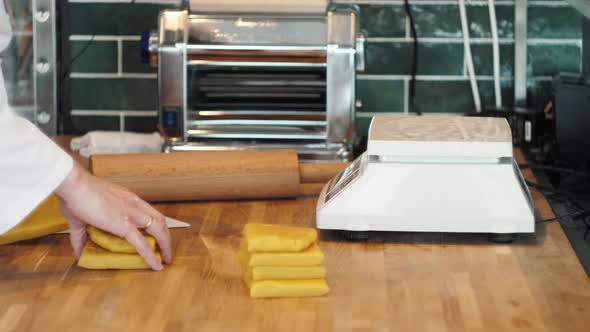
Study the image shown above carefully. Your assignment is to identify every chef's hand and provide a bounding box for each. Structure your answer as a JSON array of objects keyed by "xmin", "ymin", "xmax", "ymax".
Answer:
[{"xmin": 55, "ymin": 162, "xmax": 172, "ymax": 271}]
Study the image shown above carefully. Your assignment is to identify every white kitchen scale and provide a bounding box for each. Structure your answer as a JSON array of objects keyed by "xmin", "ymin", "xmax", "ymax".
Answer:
[{"xmin": 317, "ymin": 115, "xmax": 535, "ymax": 242}]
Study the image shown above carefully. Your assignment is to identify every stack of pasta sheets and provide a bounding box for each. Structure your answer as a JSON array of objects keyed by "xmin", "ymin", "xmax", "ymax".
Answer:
[{"xmin": 239, "ymin": 223, "xmax": 330, "ymax": 298}]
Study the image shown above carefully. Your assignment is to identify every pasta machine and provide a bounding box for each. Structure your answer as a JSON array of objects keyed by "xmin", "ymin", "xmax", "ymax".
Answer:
[
  {"xmin": 145, "ymin": 0, "xmax": 366, "ymax": 161},
  {"xmin": 317, "ymin": 115, "xmax": 535, "ymax": 242}
]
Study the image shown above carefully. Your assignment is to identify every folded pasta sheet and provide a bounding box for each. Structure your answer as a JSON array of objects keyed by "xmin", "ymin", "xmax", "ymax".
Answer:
[
  {"xmin": 239, "ymin": 223, "xmax": 329, "ymax": 298},
  {"xmin": 87, "ymin": 225, "xmax": 156, "ymax": 253},
  {"xmin": 239, "ymin": 247, "xmax": 325, "ymax": 280},
  {"xmin": 242, "ymin": 223, "xmax": 317, "ymax": 253},
  {"xmin": 250, "ymin": 266, "xmax": 326, "ymax": 281},
  {"xmin": 246, "ymin": 278, "xmax": 330, "ymax": 299},
  {"xmin": 0, "ymin": 195, "xmax": 68, "ymax": 245},
  {"xmin": 240, "ymin": 241, "xmax": 324, "ymax": 267},
  {"xmin": 77, "ymin": 241, "xmax": 160, "ymax": 270}
]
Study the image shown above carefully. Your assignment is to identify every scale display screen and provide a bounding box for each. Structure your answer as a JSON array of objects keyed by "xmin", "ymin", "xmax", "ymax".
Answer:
[{"xmin": 324, "ymin": 153, "xmax": 367, "ymax": 203}]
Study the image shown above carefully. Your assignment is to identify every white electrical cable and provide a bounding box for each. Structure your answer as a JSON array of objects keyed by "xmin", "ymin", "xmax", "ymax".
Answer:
[
  {"xmin": 458, "ymin": 0, "xmax": 482, "ymax": 112},
  {"xmin": 489, "ymin": 0, "xmax": 502, "ymax": 108}
]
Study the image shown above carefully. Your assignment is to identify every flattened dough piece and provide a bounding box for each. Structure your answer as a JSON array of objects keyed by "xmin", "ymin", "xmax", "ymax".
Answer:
[
  {"xmin": 250, "ymin": 266, "xmax": 326, "ymax": 281},
  {"xmin": 246, "ymin": 278, "xmax": 330, "ymax": 299},
  {"xmin": 77, "ymin": 241, "xmax": 161, "ymax": 270},
  {"xmin": 243, "ymin": 223, "xmax": 317, "ymax": 252},
  {"xmin": 239, "ymin": 247, "xmax": 326, "ymax": 280},
  {"xmin": 87, "ymin": 225, "xmax": 156, "ymax": 253},
  {"xmin": 0, "ymin": 195, "xmax": 68, "ymax": 245},
  {"xmin": 240, "ymin": 241, "xmax": 324, "ymax": 267}
]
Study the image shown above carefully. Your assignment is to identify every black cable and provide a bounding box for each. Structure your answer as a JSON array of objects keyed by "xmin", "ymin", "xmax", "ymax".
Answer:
[
  {"xmin": 565, "ymin": 196, "xmax": 587, "ymax": 213},
  {"xmin": 527, "ymin": 175, "xmax": 590, "ymax": 236},
  {"xmin": 62, "ymin": 0, "xmax": 138, "ymax": 83},
  {"xmin": 526, "ymin": 180, "xmax": 590, "ymax": 200},
  {"xmin": 61, "ymin": 32, "xmax": 96, "ymax": 83},
  {"xmin": 548, "ymin": 192, "xmax": 590, "ymax": 237},
  {"xmin": 523, "ymin": 163, "xmax": 590, "ymax": 232},
  {"xmin": 60, "ymin": 0, "xmax": 137, "ymax": 132},
  {"xmin": 519, "ymin": 163, "xmax": 590, "ymax": 178},
  {"xmin": 403, "ymin": 0, "xmax": 420, "ymax": 116},
  {"xmin": 535, "ymin": 210, "xmax": 590, "ymax": 224}
]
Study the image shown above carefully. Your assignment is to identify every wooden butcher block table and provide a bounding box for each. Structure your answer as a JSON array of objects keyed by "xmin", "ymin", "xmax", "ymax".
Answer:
[{"xmin": 0, "ymin": 138, "xmax": 588, "ymax": 332}]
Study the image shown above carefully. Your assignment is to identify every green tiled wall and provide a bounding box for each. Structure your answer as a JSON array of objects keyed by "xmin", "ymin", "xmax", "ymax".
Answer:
[
  {"xmin": 71, "ymin": 78, "xmax": 157, "ymax": 110},
  {"xmin": 357, "ymin": 80, "xmax": 405, "ymax": 111},
  {"xmin": 66, "ymin": 0, "xmax": 583, "ymax": 136},
  {"xmin": 70, "ymin": 41, "xmax": 118, "ymax": 73}
]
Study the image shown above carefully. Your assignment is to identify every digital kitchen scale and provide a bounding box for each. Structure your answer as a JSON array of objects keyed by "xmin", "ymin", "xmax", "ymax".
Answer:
[{"xmin": 317, "ymin": 115, "xmax": 535, "ymax": 242}]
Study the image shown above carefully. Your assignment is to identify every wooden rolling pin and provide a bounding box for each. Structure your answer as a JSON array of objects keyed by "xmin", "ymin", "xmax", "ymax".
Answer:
[{"xmin": 90, "ymin": 150, "xmax": 349, "ymax": 202}]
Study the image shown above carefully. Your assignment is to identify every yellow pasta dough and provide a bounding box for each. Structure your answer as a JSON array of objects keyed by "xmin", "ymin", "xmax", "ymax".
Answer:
[
  {"xmin": 245, "ymin": 277, "xmax": 330, "ymax": 299},
  {"xmin": 0, "ymin": 195, "xmax": 68, "ymax": 245},
  {"xmin": 242, "ymin": 223, "xmax": 317, "ymax": 252},
  {"xmin": 240, "ymin": 241, "xmax": 324, "ymax": 267},
  {"xmin": 87, "ymin": 225, "xmax": 156, "ymax": 253},
  {"xmin": 250, "ymin": 266, "xmax": 326, "ymax": 281},
  {"xmin": 239, "ymin": 247, "xmax": 326, "ymax": 280},
  {"xmin": 77, "ymin": 240, "xmax": 161, "ymax": 270},
  {"xmin": 239, "ymin": 223, "xmax": 329, "ymax": 298}
]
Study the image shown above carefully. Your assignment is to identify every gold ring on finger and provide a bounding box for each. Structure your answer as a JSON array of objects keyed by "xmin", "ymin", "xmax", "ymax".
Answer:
[{"xmin": 143, "ymin": 216, "xmax": 155, "ymax": 230}]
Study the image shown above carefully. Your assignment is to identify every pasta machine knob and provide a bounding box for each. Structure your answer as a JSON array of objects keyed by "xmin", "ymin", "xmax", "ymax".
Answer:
[{"xmin": 140, "ymin": 31, "xmax": 159, "ymax": 67}]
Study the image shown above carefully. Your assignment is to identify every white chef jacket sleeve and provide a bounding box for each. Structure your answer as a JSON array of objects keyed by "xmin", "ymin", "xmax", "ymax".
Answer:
[
  {"xmin": 0, "ymin": 107, "xmax": 73, "ymax": 234},
  {"xmin": 0, "ymin": 1, "xmax": 72, "ymax": 234}
]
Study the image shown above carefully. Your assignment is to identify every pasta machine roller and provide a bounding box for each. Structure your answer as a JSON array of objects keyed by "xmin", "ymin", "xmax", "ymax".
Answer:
[{"xmin": 145, "ymin": 0, "xmax": 366, "ymax": 161}]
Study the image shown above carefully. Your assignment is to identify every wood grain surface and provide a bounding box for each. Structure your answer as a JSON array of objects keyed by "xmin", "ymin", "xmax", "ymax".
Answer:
[
  {"xmin": 299, "ymin": 162, "xmax": 350, "ymax": 184},
  {"xmin": 90, "ymin": 150, "xmax": 349, "ymax": 200},
  {"xmin": 1, "ymin": 140, "xmax": 587, "ymax": 331},
  {"xmin": 90, "ymin": 150, "xmax": 301, "ymax": 202}
]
